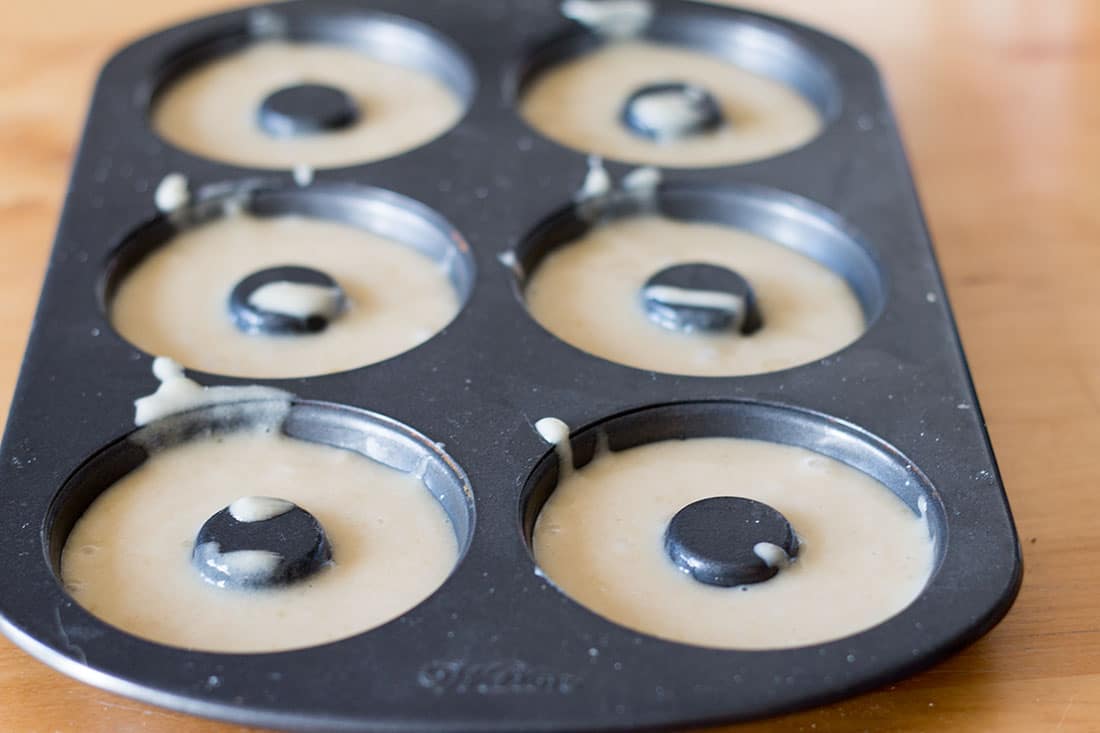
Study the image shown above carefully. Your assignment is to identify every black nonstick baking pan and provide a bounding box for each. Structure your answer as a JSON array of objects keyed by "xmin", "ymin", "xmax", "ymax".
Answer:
[{"xmin": 0, "ymin": 0, "xmax": 1021, "ymax": 730}]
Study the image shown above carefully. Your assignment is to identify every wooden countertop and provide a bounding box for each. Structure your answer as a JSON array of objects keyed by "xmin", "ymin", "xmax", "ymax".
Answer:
[{"xmin": 1, "ymin": 1, "xmax": 1097, "ymax": 730}]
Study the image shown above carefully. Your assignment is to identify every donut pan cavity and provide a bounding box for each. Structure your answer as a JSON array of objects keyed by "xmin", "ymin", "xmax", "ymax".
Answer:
[
  {"xmin": 0, "ymin": 0, "xmax": 1020, "ymax": 730},
  {"xmin": 101, "ymin": 182, "xmax": 478, "ymax": 337}
]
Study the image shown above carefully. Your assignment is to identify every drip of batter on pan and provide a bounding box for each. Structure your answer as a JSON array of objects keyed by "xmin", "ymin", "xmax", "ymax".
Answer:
[
  {"xmin": 229, "ymin": 496, "xmax": 294, "ymax": 522},
  {"xmin": 561, "ymin": 0, "xmax": 654, "ymax": 38},
  {"xmin": 246, "ymin": 280, "xmax": 345, "ymax": 322},
  {"xmin": 133, "ymin": 356, "xmax": 290, "ymax": 426},
  {"xmin": 576, "ymin": 156, "xmax": 612, "ymax": 202},
  {"xmin": 154, "ymin": 172, "xmax": 190, "ymax": 213},
  {"xmin": 536, "ymin": 416, "xmax": 574, "ymax": 479}
]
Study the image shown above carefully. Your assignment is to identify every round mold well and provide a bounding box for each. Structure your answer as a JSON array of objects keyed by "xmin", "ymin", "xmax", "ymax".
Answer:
[
  {"xmin": 512, "ymin": 4, "xmax": 842, "ymax": 168},
  {"xmin": 47, "ymin": 398, "xmax": 475, "ymax": 653},
  {"xmin": 520, "ymin": 400, "xmax": 945, "ymax": 650},
  {"xmin": 100, "ymin": 181, "xmax": 476, "ymax": 379},
  {"xmin": 145, "ymin": 5, "xmax": 477, "ymax": 169},
  {"xmin": 513, "ymin": 182, "xmax": 886, "ymax": 377}
]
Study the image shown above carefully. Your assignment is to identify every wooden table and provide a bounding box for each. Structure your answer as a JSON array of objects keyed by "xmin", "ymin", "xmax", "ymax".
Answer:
[{"xmin": 1, "ymin": 1, "xmax": 1097, "ymax": 730}]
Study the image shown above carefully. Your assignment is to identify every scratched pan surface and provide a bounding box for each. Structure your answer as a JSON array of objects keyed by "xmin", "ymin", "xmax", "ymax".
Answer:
[{"xmin": 0, "ymin": 0, "xmax": 1021, "ymax": 730}]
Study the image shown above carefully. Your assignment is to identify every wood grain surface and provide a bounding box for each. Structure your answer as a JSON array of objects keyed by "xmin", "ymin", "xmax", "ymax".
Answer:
[{"xmin": 1, "ymin": 1, "xmax": 1097, "ymax": 731}]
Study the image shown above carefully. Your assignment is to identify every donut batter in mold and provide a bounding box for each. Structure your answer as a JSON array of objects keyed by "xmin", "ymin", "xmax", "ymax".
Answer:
[
  {"xmin": 152, "ymin": 41, "xmax": 463, "ymax": 169},
  {"xmin": 61, "ymin": 428, "xmax": 458, "ymax": 653},
  {"xmin": 520, "ymin": 41, "xmax": 821, "ymax": 168},
  {"xmin": 532, "ymin": 437, "xmax": 934, "ymax": 650},
  {"xmin": 110, "ymin": 212, "xmax": 459, "ymax": 379},
  {"xmin": 524, "ymin": 214, "xmax": 864, "ymax": 376}
]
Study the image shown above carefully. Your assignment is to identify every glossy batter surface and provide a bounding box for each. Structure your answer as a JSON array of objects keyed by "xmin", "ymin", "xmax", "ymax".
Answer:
[
  {"xmin": 110, "ymin": 213, "xmax": 458, "ymax": 378},
  {"xmin": 525, "ymin": 215, "xmax": 864, "ymax": 376},
  {"xmin": 61, "ymin": 430, "xmax": 458, "ymax": 653},
  {"xmin": 533, "ymin": 438, "xmax": 934, "ymax": 649},
  {"xmin": 152, "ymin": 41, "xmax": 463, "ymax": 169},
  {"xmin": 520, "ymin": 41, "xmax": 821, "ymax": 167}
]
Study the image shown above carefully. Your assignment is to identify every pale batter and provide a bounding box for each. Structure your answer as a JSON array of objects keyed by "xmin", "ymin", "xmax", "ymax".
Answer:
[
  {"xmin": 152, "ymin": 41, "xmax": 463, "ymax": 169},
  {"xmin": 524, "ymin": 215, "xmax": 865, "ymax": 376},
  {"xmin": 110, "ymin": 213, "xmax": 459, "ymax": 379},
  {"xmin": 533, "ymin": 437, "xmax": 934, "ymax": 650},
  {"xmin": 133, "ymin": 357, "xmax": 290, "ymax": 426},
  {"xmin": 61, "ymin": 429, "xmax": 458, "ymax": 653},
  {"xmin": 520, "ymin": 41, "xmax": 821, "ymax": 168}
]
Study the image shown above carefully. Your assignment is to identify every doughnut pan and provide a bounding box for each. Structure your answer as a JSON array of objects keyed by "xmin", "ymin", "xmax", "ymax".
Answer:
[{"xmin": 0, "ymin": 0, "xmax": 1022, "ymax": 730}]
